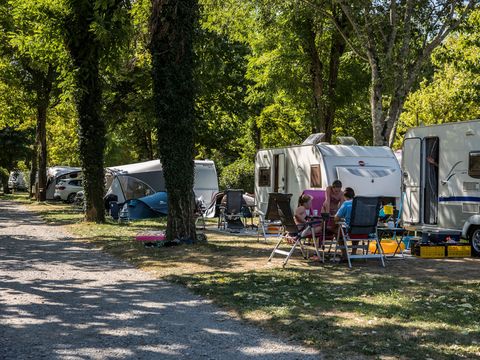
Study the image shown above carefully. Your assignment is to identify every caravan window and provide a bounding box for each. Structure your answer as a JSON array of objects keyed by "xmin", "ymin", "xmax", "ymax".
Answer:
[
  {"xmin": 194, "ymin": 166, "xmax": 218, "ymax": 190},
  {"xmin": 310, "ymin": 165, "xmax": 322, "ymax": 188},
  {"xmin": 469, "ymin": 152, "xmax": 480, "ymax": 178},
  {"xmin": 259, "ymin": 167, "xmax": 271, "ymax": 187},
  {"xmin": 118, "ymin": 176, "xmax": 155, "ymax": 201}
]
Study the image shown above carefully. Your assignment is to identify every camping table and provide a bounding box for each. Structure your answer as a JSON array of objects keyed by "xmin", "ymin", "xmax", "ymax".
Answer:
[{"xmin": 376, "ymin": 227, "xmax": 408, "ymax": 259}]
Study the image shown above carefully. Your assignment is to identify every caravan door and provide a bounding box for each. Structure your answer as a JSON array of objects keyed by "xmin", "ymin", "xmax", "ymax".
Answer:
[
  {"xmin": 402, "ymin": 137, "xmax": 422, "ymax": 224},
  {"xmin": 273, "ymin": 153, "xmax": 286, "ymax": 193}
]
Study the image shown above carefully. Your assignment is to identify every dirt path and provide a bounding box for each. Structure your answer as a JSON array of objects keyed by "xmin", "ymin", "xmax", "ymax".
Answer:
[{"xmin": 0, "ymin": 200, "xmax": 320, "ymax": 359}]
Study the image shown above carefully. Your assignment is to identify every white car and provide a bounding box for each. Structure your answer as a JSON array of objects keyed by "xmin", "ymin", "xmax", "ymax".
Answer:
[{"xmin": 54, "ymin": 179, "xmax": 83, "ymax": 203}]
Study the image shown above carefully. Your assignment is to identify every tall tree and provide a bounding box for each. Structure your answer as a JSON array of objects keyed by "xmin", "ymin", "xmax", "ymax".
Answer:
[
  {"xmin": 64, "ymin": 0, "xmax": 130, "ymax": 222},
  {"xmin": 150, "ymin": 0, "xmax": 198, "ymax": 241},
  {"xmin": 1, "ymin": 0, "xmax": 67, "ymax": 200},
  {"xmin": 324, "ymin": 0, "xmax": 478, "ymax": 146}
]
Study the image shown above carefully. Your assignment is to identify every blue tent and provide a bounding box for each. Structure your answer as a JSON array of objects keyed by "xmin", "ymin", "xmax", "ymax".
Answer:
[{"xmin": 126, "ymin": 192, "xmax": 168, "ymax": 219}]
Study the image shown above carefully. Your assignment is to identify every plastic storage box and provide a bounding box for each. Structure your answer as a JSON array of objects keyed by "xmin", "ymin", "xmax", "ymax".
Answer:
[
  {"xmin": 446, "ymin": 245, "xmax": 471, "ymax": 257},
  {"xmin": 413, "ymin": 244, "xmax": 446, "ymax": 258}
]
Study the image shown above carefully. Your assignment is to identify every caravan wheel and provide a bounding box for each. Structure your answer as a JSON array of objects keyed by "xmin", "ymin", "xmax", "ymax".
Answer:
[{"xmin": 470, "ymin": 228, "xmax": 480, "ymax": 256}]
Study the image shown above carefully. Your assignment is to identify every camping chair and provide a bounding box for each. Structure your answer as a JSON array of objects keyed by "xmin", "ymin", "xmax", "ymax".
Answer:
[
  {"xmin": 336, "ymin": 196, "xmax": 385, "ymax": 268},
  {"xmin": 268, "ymin": 194, "xmax": 323, "ymax": 267},
  {"xmin": 218, "ymin": 189, "xmax": 245, "ymax": 232},
  {"xmin": 194, "ymin": 197, "xmax": 207, "ymax": 230},
  {"xmin": 256, "ymin": 193, "xmax": 289, "ymax": 242}
]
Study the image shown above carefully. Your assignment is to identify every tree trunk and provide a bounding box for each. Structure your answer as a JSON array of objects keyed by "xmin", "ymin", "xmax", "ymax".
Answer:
[
  {"xmin": 28, "ymin": 65, "xmax": 54, "ymax": 202},
  {"xmin": 324, "ymin": 8, "xmax": 347, "ymax": 143},
  {"xmin": 306, "ymin": 24, "xmax": 325, "ymax": 135},
  {"xmin": 150, "ymin": 0, "xmax": 198, "ymax": 242},
  {"xmin": 65, "ymin": 0, "xmax": 106, "ymax": 223},
  {"xmin": 2, "ymin": 175, "xmax": 10, "ymax": 194},
  {"xmin": 369, "ymin": 58, "xmax": 387, "ymax": 146},
  {"xmin": 29, "ymin": 148, "xmax": 37, "ymax": 198},
  {"xmin": 35, "ymin": 104, "xmax": 48, "ymax": 201}
]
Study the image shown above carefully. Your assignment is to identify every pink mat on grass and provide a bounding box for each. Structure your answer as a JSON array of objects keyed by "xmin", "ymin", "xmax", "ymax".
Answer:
[{"xmin": 135, "ymin": 231, "xmax": 166, "ymax": 242}]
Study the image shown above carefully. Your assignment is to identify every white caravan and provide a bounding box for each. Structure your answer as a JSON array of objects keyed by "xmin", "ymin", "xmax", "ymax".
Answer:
[
  {"xmin": 105, "ymin": 159, "xmax": 219, "ymax": 217},
  {"xmin": 402, "ymin": 119, "xmax": 480, "ymax": 255},
  {"xmin": 255, "ymin": 141, "xmax": 401, "ymax": 214}
]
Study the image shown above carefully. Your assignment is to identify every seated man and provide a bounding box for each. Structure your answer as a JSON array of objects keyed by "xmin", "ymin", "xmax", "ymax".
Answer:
[{"xmin": 334, "ymin": 187, "xmax": 355, "ymax": 258}]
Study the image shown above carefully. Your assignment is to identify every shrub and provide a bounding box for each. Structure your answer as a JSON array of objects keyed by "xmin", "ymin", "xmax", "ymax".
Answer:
[{"xmin": 219, "ymin": 158, "xmax": 254, "ymax": 193}]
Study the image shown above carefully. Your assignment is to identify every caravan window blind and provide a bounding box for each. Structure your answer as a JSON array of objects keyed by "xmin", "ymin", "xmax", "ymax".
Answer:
[
  {"xmin": 310, "ymin": 165, "xmax": 322, "ymax": 188},
  {"xmin": 469, "ymin": 152, "xmax": 480, "ymax": 179}
]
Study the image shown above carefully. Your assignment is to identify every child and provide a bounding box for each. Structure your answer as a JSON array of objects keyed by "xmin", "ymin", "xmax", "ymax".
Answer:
[
  {"xmin": 294, "ymin": 194, "xmax": 313, "ymax": 229},
  {"xmin": 294, "ymin": 194, "xmax": 322, "ymax": 239}
]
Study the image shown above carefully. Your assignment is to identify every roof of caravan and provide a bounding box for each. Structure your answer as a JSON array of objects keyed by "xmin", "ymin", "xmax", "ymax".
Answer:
[
  {"xmin": 194, "ymin": 159, "xmax": 215, "ymax": 167},
  {"xmin": 316, "ymin": 144, "xmax": 395, "ymax": 158},
  {"xmin": 405, "ymin": 119, "xmax": 480, "ymax": 136},
  {"xmin": 108, "ymin": 160, "xmax": 162, "ymax": 174},
  {"xmin": 47, "ymin": 166, "xmax": 82, "ymax": 178},
  {"xmin": 107, "ymin": 159, "xmax": 215, "ymax": 175}
]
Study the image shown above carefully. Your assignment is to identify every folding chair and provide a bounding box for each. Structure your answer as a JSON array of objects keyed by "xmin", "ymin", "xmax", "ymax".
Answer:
[
  {"xmin": 194, "ymin": 197, "xmax": 207, "ymax": 230},
  {"xmin": 268, "ymin": 194, "xmax": 323, "ymax": 267},
  {"xmin": 336, "ymin": 196, "xmax": 385, "ymax": 268},
  {"xmin": 218, "ymin": 189, "xmax": 245, "ymax": 232},
  {"xmin": 256, "ymin": 193, "xmax": 288, "ymax": 242}
]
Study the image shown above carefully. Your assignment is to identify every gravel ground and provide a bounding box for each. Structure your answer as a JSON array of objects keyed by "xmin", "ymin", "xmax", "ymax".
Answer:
[{"xmin": 0, "ymin": 200, "xmax": 321, "ymax": 359}]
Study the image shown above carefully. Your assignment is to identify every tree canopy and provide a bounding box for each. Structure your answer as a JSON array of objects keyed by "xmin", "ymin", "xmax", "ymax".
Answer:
[{"xmin": 0, "ymin": 0, "xmax": 479, "ymax": 210}]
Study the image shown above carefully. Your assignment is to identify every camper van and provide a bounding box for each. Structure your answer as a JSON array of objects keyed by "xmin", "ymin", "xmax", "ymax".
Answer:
[
  {"xmin": 402, "ymin": 119, "xmax": 480, "ymax": 255},
  {"xmin": 255, "ymin": 138, "xmax": 401, "ymax": 215},
  {"xmin": 105, "ymin": 159, "xmax": 219, "ymax": 217}
]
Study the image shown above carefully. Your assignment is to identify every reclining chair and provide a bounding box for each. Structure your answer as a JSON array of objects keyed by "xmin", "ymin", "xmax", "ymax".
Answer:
[
  {"xmin": 218, "ymin": 189, "xmax": 245, "ymax": 232},
  {"xmin": 268, "ymin": 194, "xmax": 323, "ymax": 267},
  {"xmin": 336, "ymin": 196, "xmax": 385, "ymax": 268},
  {"xmin": 256, "ymin": 193, "xmax": 289, "ymax": 242}
]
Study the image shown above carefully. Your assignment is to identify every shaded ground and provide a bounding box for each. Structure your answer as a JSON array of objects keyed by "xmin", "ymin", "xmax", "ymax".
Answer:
[{"xmin": 0, "ymin": 200, "xmax": 320, "ymax": 359}]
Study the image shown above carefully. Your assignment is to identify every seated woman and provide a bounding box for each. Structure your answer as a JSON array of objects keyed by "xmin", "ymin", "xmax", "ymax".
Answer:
[
  {"xmin": 294, "ymin": 194, "xmax": 322, "ymax": 239},
  {"xmin": 321, "ymin": 180, "xmax": 344, "ymax": 216}
]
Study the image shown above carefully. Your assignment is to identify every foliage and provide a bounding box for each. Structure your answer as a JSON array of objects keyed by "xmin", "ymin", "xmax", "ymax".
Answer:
[
  {"xmin": 396, "ymin": 9, "xmax": 480, "ymax": 148},
  {"xmin": 327, "ymin": 0, "xmax": 478, "ymax": 146},
  {"xmin": 0, "ymin": 126, "xmax": 34, "ymax": 171},
  {"xmin": 219, "ymin": 158, "xmax": 254, "ymax": 193}
]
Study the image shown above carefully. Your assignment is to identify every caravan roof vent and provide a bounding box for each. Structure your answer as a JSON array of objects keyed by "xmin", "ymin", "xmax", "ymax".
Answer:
[
  {"xmin": 337, "ymin": 136, "xmax": 358, "ymax": 145},
  {"xmin": 302, "ymin": 133, "xmax": 325, "ymax": 145}
]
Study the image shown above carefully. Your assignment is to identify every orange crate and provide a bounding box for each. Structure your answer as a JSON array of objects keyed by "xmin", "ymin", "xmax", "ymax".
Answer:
[{"xmin": 446, "ymin": 245, "xmax": 471, "ymax": 258}]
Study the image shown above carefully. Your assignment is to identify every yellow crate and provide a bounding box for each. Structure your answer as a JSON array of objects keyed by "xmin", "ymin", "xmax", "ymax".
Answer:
[
  {"xmin": 446, "ymin": 245, "xmax": 471, "ymax": 258},
  {"xmin": 414, "ymin": 245, "xmax": 446, "ymax": 258}
]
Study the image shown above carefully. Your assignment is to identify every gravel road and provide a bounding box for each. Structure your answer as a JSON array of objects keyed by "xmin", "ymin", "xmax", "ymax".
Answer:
[{"xmin": 0, "ymin": 200, "xmax": 321, "ymax": 359}]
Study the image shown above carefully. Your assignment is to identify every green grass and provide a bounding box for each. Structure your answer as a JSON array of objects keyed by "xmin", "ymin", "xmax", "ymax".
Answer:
[
  {"xmin": 0, "ymin": 191, "xmax": 32, "ymax": 203},
  {"xmin": 17, "ymin": 200, "xmax": 480, "ymax": 359}
]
